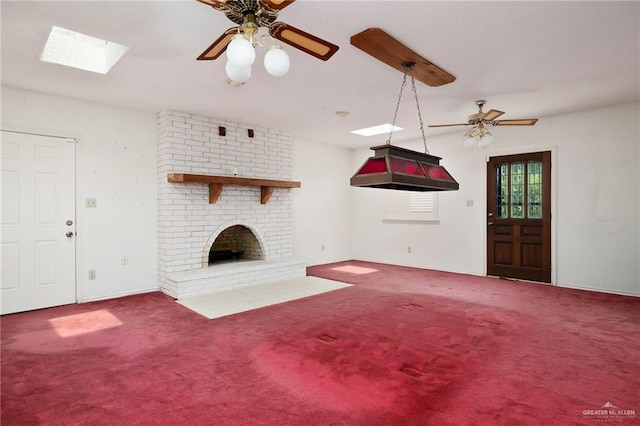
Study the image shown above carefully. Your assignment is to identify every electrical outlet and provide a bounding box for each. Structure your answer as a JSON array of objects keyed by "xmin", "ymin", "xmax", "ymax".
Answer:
[
  {"xmin": 122, "ymin": 256, "xmax": 128, "ymax": 266},
  {"xmin": 88, "ymin": 270, "xmax": 96, "ymax": 280},
  {"xmin": 321, "ymin": 245, "xmax": 325, "ymax": 252},
  {"xmin": 85, "ymin": 198, "xmax": 97, "ymax": 208}
]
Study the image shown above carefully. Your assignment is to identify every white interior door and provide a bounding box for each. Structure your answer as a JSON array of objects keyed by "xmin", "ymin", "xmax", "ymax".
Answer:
[{"xmin": 1, "ymin": 131, "xmax": 76, "ymax": 314}]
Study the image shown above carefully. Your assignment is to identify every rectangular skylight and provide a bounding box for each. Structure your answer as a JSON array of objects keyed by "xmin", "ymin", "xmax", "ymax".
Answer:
[
  {"xmin": 41, "ymin": 26, "xmax": 128, "ymax": 74},
  {"xmin": 350, "ymin": 123, "xmax": 403, "ymax": 137}
]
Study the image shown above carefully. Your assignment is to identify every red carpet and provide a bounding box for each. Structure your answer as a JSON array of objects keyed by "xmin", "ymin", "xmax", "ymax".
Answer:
[{"xmin": 2, "ymin": 260, "xmax": 638, "ymax": 425}]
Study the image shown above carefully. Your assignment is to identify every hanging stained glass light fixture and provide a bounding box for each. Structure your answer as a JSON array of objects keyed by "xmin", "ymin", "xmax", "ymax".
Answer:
[{"xmin": 351, "ymin": 63, "xmax": 459, "ymax": 192}]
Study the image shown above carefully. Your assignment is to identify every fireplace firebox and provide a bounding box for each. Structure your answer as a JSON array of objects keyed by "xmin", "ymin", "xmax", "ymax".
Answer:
[{"xmin": 208, "ymin": 225, "xmax": 263, "ymax": 265}]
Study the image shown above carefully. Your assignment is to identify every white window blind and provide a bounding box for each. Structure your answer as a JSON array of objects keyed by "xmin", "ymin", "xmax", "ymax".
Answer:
[{"xmin": 383, "ymin": 191, "xmax": 439, "ymax": 222}]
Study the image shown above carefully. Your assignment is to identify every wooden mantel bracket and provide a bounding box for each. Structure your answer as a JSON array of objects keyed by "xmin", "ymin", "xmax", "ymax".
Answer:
[{"xmin": 167, "ymin": 173, "xmax": 301, "ymax": 204}]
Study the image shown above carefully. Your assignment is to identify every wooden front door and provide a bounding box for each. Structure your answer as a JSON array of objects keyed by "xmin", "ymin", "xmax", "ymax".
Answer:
[{"xmin": 487, "ymin": 151, "xmax": 551, "ymax": 283}]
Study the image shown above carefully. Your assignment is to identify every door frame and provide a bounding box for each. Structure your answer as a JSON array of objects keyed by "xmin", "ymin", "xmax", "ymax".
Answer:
[
  {"xmin": 483, "ymin": 145, "xmax": 557, "ymax": 285},
  {"xmin": 1, "ymin": 125, "xmax": 82, "ymax": 304}
]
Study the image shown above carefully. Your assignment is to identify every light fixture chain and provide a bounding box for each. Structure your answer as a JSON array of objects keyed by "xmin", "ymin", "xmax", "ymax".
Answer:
[
  {"xmin": 410, "ymin": 73, "xmax": 429, "ymax": 154},
  {"xmin": 386, "ymin": 72, "xmax": 408, "ymax": 145}
]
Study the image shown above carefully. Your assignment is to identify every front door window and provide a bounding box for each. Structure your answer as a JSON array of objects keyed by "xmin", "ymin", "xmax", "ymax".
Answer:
[{"xmin": 495, "ymin": 160, "xmax": 543, "ymax": 219}]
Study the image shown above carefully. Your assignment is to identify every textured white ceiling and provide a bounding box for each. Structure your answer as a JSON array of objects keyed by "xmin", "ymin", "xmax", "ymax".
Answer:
[{"xmin": 1, "ymin": 0, "xmax": 639, "ymax": 148}]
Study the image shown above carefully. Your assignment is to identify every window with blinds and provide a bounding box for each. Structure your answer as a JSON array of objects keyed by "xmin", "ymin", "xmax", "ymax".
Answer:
[{"xmin": 383, "ymin": 191, "xmax": 439, "ymax": 222}]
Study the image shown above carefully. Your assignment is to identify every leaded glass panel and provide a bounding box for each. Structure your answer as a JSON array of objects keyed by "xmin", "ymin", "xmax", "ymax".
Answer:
[
  {"xmin": 495, "ymin": 163, "xmax": 508, "ymax": 218},
  {"xmin": 510, "ymin": 162, "xmax": 525, "ymax": 218},
  {"xmin": 494, "ymin": 160, "xmax": 544, "ymax": 219},
  {"xmin": 527, "ymin": 161, "xmax": 542, "ymax": 218}
]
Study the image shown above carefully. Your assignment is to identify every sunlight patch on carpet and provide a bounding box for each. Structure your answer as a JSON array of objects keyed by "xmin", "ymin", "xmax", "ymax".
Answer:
[
  {"xmin": 48, "ymin": 309, "xmax": 123, "ymax": 337},
  {"xmin": 331, "ymin": 265, "xmax": 378, "ymax": 274},
  {"xmin": 176, "ymin": 276, "xmax": 352, "ymax": 319}
]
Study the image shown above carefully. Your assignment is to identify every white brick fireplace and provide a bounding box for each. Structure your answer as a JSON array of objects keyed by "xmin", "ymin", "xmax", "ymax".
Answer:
[{"xmin": 157, "ymin": 110, "xmax": 305, "ymax": 299}]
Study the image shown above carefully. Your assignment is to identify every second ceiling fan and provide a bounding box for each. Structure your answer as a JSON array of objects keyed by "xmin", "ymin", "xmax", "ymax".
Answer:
[
  {"xmin": 428, "ymin": 100, "xmax": 539, "ymax": 128},
  {"xmin": 429, "ymin": 100, "xmax": 539, "ymax": 149}
]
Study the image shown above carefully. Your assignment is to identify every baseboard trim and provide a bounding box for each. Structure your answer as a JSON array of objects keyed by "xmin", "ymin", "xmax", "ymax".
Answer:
[
  {"xmin": 78, "ymin": 286, "xmax": 160, "ymax": 303},
  {"xmin": 557, "ymin": 283, "xmax": 639, "ymax": 298}
]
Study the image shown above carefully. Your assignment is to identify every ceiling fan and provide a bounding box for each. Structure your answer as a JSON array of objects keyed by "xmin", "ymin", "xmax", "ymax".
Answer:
[
  {"xmin": 428, "ymin": 100, "xmax": 539, "ymax": 128},
  {"xmin": 428, "ymin": 100, "xmax": 539, "ymax": 149},
  {"xmin": 196, "ymin": 0, "xmax": 339, "ymax": 62},
  {"xmin": 350, "ymin": 27, "xmax": 455, "ymax": 87}
]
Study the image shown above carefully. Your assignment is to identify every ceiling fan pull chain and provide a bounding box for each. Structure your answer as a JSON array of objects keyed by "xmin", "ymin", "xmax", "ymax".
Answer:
[
  {"xmin": 386, "ymin": 71, "xmax": 408, "ymax": 145},
  {"xmin": 410, "ymin": 73, "xmax": 429, "ymax": 154}
]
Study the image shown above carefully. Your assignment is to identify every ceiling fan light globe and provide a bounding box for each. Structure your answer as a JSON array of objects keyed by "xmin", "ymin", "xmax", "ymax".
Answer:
[
  {"xmin": 225, "ymin": 61, "xmax": 251, "ymax": 83},
  {"xmin": 227, "ymin": 35, "xmax": 255, "ymax": 68},
  {"xmin": 479, "ymin": 134, "xmax": 494, "ymax": 149},
  {"xmin": 264, "ymin": 46, "xmax": 290, "ymax": 77},
  {"xmin": 463, "ymin": 136, "xmax": 477, "ymax": 149}
]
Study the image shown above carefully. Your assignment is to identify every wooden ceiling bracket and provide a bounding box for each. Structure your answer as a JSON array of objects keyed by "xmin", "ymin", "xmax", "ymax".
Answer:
[{"xmin": 350, "ymin": 27, "xmax": 456, "ymax": 87}]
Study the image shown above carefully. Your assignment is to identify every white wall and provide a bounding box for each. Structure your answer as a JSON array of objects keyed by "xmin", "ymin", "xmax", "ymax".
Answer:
[
  {"xmin": 350, "ymin": 145, "xmax": 486, "ymax": 276},
  {"xmin": 1, "ymin": 86, "xmax": 158, "ymax": 301},
  {"xmin": 293, "ymin": 139, "xmax": 352, "ymax": 265},
  {"xmin": 350, "ymin": 102, "xmax": 640, "ymax": 296},
  {"xmin": 3, "ymin": 86, "xmax": 637, "ymax": 300}
]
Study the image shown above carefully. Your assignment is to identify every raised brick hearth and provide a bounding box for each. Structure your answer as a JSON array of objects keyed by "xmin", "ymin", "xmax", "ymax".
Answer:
[{"xmin": 157, "ymin": 110, "xmax": 305, "ymax": 298}]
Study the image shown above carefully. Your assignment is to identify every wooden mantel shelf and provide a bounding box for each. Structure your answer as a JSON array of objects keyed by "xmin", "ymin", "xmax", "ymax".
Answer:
[{"xmin": 167, "ymin": 173, "xmax": 301, "ymax": 204}]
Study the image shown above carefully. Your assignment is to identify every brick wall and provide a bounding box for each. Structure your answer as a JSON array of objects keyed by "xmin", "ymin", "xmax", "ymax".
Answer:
[{"xmin": 157, "ymin": 110, "xmax": 303, "ymax": 297}]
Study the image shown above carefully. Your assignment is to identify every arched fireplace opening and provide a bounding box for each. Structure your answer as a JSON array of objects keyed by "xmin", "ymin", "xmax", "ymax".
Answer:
[{"xmin": 208, "ymin": 225, "xmax": 264, "ymax": 265}]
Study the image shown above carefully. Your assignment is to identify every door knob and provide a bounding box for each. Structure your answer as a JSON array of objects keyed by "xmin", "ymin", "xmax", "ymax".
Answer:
[
  {"xmin": 66, "ymin": 220, "xmax": 74, "ymax": 226},
  {"xmin": 488, "ymin": 222, "xmax": 494, "ymax": 226},
  {"xmin": 66, "ymin": 231, "xmax": 74, "ymax": 238}
]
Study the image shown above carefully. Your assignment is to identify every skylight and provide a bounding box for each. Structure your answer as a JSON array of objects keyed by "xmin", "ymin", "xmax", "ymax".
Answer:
[
  {"xmin": 41, "ymin": 26, "xmax": 128, "ymax": 74},
  {"xmin": 350, "ymin": 123, "xmax": 403, "ymax": 137}
]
